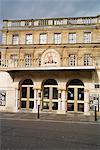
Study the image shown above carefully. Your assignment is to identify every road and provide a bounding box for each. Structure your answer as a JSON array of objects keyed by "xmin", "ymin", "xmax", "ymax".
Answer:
[{"xmin": 0, "ymin": 118, "xmax": 100, "ymax": 150}]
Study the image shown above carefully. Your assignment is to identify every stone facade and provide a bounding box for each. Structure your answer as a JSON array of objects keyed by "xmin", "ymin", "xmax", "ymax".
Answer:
[{"xmin": 0, "ymin": 16, "xmax": 100, "ymax": 115}]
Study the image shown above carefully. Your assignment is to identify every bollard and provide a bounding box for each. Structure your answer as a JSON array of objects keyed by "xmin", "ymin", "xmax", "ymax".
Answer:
[
  {"xmin": 37, "ymin": 105, "xmax": 40, "ymax": 119},
  {"xmin": 94, "ymin": 106, "xmax": 97, "ymax": 121}
]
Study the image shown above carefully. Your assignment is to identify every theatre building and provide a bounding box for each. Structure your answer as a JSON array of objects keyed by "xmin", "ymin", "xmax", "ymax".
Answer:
[{"xmin": 0, "ymin": 15, "xmax": 100, "ymax": 115}]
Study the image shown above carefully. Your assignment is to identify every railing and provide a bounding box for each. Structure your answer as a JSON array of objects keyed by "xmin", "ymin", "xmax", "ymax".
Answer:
[
  {"xmin": 0, "ymin": 59, "xmax": 34, "ymax": 68},
  {"xmin": 0, "ymin": 58, "xmax": 99, "ymax": 70},
  {"xmin": 3, "ymin": 16, "xmax": 100, "ymax": 28}
]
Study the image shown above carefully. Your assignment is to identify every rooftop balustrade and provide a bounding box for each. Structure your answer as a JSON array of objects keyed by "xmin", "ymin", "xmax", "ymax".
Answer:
[{"xmin": 3, "ymin": 15, "xmax": 100, "ymax": 29}]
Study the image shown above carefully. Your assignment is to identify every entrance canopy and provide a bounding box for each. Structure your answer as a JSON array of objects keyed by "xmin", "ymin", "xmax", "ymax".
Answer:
[{"xmin": 5, "ymin": 66, "xmax": 95, "ymax": 71}]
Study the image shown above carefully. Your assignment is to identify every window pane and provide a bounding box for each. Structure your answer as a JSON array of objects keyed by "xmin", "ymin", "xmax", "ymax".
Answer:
[
  {"xmin": 52, "ymin": 102, "xmax": 58, "ymax": 110},
  {"xmin": 67, "ymin": 88, "xmax": 74, "ymax": 100},
  {"xmin": 40, "ymin": 34, "xmax": 47, "ymax": 44},
  {"xmin": 84, "ymin": 54, "xmax": 92, "ymax": 66},
  {"xmin": 69, "ymin": 54, "xmax": 76, "ymax": 66},
  {"xmin": 43, "ymin": 87, "xmax": 49, "ymax": 99},
  {"xmin": 10, "ymin": 54, "xmax": 18, "ymax": 60},
  {"xmin": 68, "ymin": 33, "xmax": 76, "ymax": 43},
  {"xmin": 26, "ymin": 34, "xmax": 32, "ymax": 44},
  {"xmin": 78, "ymin": 88, "xmax": 84, "ymax": 100},
  {"xmin": 43, "ymin": 102, "xmax": 49, "ymax": 109},
  {"xmin": 84, "ymin": 32, "xmax": 91, "ymax": 43},
  {"xmin": 78, "ymin": 103, "xmax": 84, "ymax": 112},
  {"xmin": 22, "ymin": 87, "xmax": 27, "ymax": 98},
  {"xmin": 30, "ymin": 87, "xmax": 34, "ymax": 98},
  {"xmin": 10, "ymin": 54, "xmax": 18, "ymax": 67},
  {"xmin": 24, "ymin": 54, "xmax": 32, "ymax": 67},
  {"xmin": 29, "ymin": 101, "xmax": 34, "ymax": 109},
  {"xmin": 67, "ymin": 103, "xmax": 74, "ymax": 111},
  {"xmin": 12, "ymin": 34, "xmax": 19, "ymax": 44},
  {"xmin": 53, "ymin": 88, "xmax": 58, "ymax": 99},
  {"xmin": 54, "ymin": 33, "xmax": 61, "ymax": 44},
  {"xmin": 21, "ymin": 101, "xmax": 26, "ymax": 108}
]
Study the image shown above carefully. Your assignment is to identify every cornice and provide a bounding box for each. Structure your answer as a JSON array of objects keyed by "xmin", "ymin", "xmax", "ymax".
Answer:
[{"xmin": 0, "ymin": 43, "xmax": 100, "ymax": 49}]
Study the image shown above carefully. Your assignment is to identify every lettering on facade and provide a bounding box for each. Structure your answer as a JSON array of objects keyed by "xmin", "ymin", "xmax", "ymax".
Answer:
[{"xmin": 0, "ymin": 91, "xmax": 6, "ymax": 106}]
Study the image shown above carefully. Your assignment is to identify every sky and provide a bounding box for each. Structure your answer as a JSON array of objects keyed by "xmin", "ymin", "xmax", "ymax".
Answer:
[
  {"xmin": 0, "ymin": 0, "xmax": 100, "ymax": 20},
  {"xmin": 0, "ymin": 0, "xmax": 100, "ymax": 42}
]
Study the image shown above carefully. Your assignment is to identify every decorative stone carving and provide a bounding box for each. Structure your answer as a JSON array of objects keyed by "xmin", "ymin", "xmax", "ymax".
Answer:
[{"xmin": 41, "ymin": 49, "xmax": 61, "ymax": 67}]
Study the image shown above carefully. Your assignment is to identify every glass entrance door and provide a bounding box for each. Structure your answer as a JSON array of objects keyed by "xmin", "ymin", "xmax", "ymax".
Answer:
[
  {"xmin": 43, "ymin": 85, "xmax": 58, "ymax": 111},
  {"xmin": 67, "ymin": 86, "xmax": 84, "ymax": 112},
  {"xmin": 20, "ymin": 85, "xmax": 34, "ymax": 109}
]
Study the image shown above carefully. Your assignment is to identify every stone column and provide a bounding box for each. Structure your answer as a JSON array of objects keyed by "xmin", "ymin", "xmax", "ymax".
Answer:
[
  {"xmin": 57, "ymin": 90, "xmax": 62, "ymax": 113},
  {"xmin": 33, "ymin": 87, "xmax": 42, "ymax": 113},
  {"xmin": 61, "ymin": 90, "xmax": 66, "ymax": 114},
  {"xmin": 57, "ymin": 82, "xmax": 66, "ymax": 114},
  {"xmin": 33, "ymin": 89, "xmax": 37, "ymax": 113},
  {"xmin": 84, "ymin": 89, "xmax": 90, "ymax": 115},
  {"xmin": 57, "ymin": 89, "xmax": 66, "ymax": 114},
  {"xmin": 15, "ymin": 88, "xmax": 18, "ymax": 112}
]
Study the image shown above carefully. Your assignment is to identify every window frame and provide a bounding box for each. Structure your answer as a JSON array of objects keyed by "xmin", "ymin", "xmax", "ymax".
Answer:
[
  {"xmin": 68, "ymin": 54, "xmax": 77, "ymax": 66},
  {"xmin": 68, "ymin": 32, "xmax": 76, "ymax": 43},
  {"xmin": 12, "ymin": 34, "xmax": 19, "ymax": 45},
  {"xmin": 54, "ymin": 33, "xmax": 61, "ymax": 44},
  {"xmin": 84, "ymin": 54, "xmax": 92, "ymax": 66},
  {"xmin": 25, "ymin": 34, "xmax": 33, "ymax": 44},
  {"xmin": 83, "ymin": 32, "xmax": 91, "ymax": 43},
  {"xmin": 40, "ymin": 33, "xmax": 47, "ymax": 44}
]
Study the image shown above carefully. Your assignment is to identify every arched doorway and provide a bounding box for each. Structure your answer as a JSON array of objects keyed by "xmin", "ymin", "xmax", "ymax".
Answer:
[
  {"xmin": 19, "ymin": 79, "xmax": 34, "ymax": 110},
  {"xmin": 67, "ymin": 79, "xmax": 84, "ymax": 112},
  {"xmin": 42, "ymin": 79, "xmax": 58, "ymax": 111}
]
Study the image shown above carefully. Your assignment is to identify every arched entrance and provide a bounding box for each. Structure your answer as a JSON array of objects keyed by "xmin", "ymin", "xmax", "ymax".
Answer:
[
  {"xmin": 42, "ymin": 79, "xmax": 58, "ymax": 111},
  {"xmin": 19, "ymin": 79, "xmax": 34, "ymax": 110},
  {"xmin": 67, "ymin": 79, "xmax": 84, "ymax": 112}
]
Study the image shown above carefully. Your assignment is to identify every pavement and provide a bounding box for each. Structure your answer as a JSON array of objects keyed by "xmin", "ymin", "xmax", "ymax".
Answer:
[
  {"xmin": 1, "ymin": 115, "xmax": 100, "ymax": 150},
  {"xmin": 0, "ymin": 112, "xmax": 100, "ymax": 123}
]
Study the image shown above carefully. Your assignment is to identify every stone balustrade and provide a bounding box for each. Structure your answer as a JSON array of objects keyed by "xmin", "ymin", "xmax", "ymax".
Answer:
[
  {"xmin": 0, "ymin": 56, "xmax": 98, "ymax": 70},
  {"xmin": 3, "ymin": 15, "xmax": 100, "ymax": 28}
]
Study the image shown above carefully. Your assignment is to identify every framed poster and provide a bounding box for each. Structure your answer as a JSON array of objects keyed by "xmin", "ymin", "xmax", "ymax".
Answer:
[{"xmin": 0, "ymin": 91, "xmax": 6, "ymax": 106}]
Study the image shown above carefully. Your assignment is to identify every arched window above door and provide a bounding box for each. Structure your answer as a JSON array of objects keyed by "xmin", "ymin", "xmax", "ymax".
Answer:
[
  {"xmin": 22, "ymin": 79, "xmax": 33, "ymax": 85},
  {"xmin": 67, "ymin": 79, "xmax": 84, "ymax": 86},
  {"xmin": 43, "ymin": 79, "xmax": 58, "ymax": 85}
]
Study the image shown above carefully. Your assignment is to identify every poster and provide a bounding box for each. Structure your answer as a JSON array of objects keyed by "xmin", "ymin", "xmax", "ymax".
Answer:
[{"xmin": 0, "ymin": 91, "xmax": 6, "ymax": 106}]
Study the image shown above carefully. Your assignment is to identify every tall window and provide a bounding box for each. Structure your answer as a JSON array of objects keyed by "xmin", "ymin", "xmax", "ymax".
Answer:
[
  {"xmin": 10, "ymin": 54, "xmax": 18, "ymax": 61},
  {"xmin": 2, "ymin": 33, "xmax": 6, "ymax": 44},
  {"xmin": 69, "ymin": 54, "xmax": 76, "ymax": 66},
  {"xmin": 84, "ymin": 54, "xmax": 92, "ymax": 66},
  {"xmin": 26, "ymin": 34, "xmax": 32, "ymax": 44},
  {"xmin": 68, "ymin": 33, "xmax": 76, "ymax": 43},
  {"xmin": 54, "ymin": 33, "xmax": 61, "ymax": 44},
  {"xmin": 40, "ymin": 33, "xmax": 47, "ymax": 44},
  {"xmin": 24, "ymin": 54, "xmax": 32, "ymax": 67},
  {"xmin": 10, "ymin": 54, "xmax": 18, "ymax": 67},
  {"xmin": 84, "ymin": 32, "xmax": 91, "ymax": 43},
  {"xmin": 12, "ymin": 34, "xmax": 19, "ymax": 44}
]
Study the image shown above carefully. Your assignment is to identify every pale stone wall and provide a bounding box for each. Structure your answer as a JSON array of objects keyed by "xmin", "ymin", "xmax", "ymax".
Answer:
[
  {"xmin": 2, "ymin": 26, "xmax": 100, "ymax": 45},
  {"xmin": 0, "ymin": 72, "xmax": 16, "ymax": 112},
  {"xmin": 1, "ymin": 16, "xmax": 100, "ymax": 114}
]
